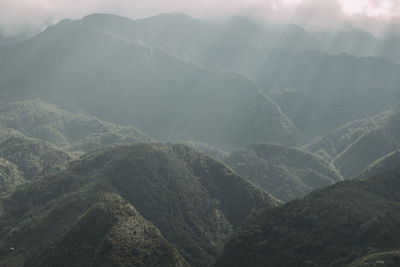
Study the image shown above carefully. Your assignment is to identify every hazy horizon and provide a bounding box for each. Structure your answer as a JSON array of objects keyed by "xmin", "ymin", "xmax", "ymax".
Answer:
[{"xmin": 1, "ymin": 0, "xmax": 400, "ymax": 37}]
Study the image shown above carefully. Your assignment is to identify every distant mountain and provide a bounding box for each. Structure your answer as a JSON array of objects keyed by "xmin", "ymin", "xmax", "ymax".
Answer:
[
  {"xmin": 74, "ymin": 14, "xmax": 319, "ymax": 70},
  {"xmin": 0, "ymin": 143, "xmax": 279, "ymax": 266},
  {"xmin": 255, "ymin": 50, "xmax": 400, "ymax": 139},
  {"xmin": 0, "ymin": 99, "xmax": 150, "ymax": 152},
  {"xmin": 316, "ymin": 28, "xmax": 378, "ymax": 58},
  {"xmin": 0, "ymin": 17, "xmax": 300, "ymax": 147},
  {"xmin": 306, "ymin": 108, "xmax": 400, "ymax": 178},
  {"xmin": 224, "ymin": 143, "xmax": 342, "ymax": 202},
  {"xmin": 4, "ymin": 14, "xmax": 400, "ymax": 145},
  {"xmin": 76, "ymin": 43, "xmax": 299, "ymax": 146},
  {"xmin": 215, "ymin": 163, "xmax": 400, "ymax": 267}
]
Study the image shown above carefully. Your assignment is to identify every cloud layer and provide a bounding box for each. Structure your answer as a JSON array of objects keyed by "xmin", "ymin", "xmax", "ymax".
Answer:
[{"xmin": 1, "ymin": 0, "xmax": 400, "ymax": 36}]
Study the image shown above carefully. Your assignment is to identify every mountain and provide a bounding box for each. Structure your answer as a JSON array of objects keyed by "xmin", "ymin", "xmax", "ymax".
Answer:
[
  {"xmin": 0, "ymin": 99, "xmax": 150, "ymax": 152},
  {"xmin": 255, "ymin": 50, "xmax": 400, "ymax": 139},
  {"xmin": 224, "ymin": 143, "xmax": 343, "ymax": 202},
  {"xmin": 0, "ymin": 143, "xmax": 279, "ymax": 266},
  {"xmin": 0, "ymin": 135, "xmax": 71, "ymax": 181},
  {"xmin": 0, "ymin": 191, "xmax": 189, "ymax": 267},
  {"xmin": 215, "ymin": 163, "xmax": 400, "ymax": 267},
  {"xmin": 306, "ymin": 108, "xmax": 400, "ymax": 178},
  {"xmin": 316, "ymin": 28, "xmax": 378, "ymax": 58},
  {"xmin": 0, "ymin": 16, "xmax": 300, "ymax": 147},
  {"xmin": 76, "ymin": 43, "xmax": 299, "ymax": 146},
  {"xmin": 75, "ymin": 14, "xmax": 318, "ymax": 71},
  {"xmin": 4, "ymin": 14, "xmax": 400, "ymax": 146}
]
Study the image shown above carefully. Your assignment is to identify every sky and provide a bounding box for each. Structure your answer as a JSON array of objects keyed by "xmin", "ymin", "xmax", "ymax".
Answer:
[{"xmin": 1, "ymin": 0, "xmax": 400, "ymax": 36}]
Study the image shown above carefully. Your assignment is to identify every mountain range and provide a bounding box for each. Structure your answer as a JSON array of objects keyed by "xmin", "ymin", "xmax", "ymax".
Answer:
[{"xmin": 0, "ymin": 12, "xmax": 400, "ymax": 267}]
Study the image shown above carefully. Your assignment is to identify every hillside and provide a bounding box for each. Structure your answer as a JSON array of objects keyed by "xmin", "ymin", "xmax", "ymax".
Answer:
[
  {"xmin": 306, "ymin": 108, "xmax": 400, "ymax": 178},
  {"xmin": 0, "ymin": 143, "xmax": 279, "ymax": 267},
  {"xmin": 0, "ymin": 191, "xmax": 189, "ymax": 267},
  {"xmin": 224, "ymin": 143, "xmax": 343, "ymax": 201},
  {"xmin": 215, "ymin": 164, "xmax": 400, "ymax": 267},
  {"xmin": 0, "ymin": 135, "xmax": 72, "ymax": 181},
  {"xmin": 256, "ymin": 50, "xmax": 400, "ymax": 139},
  {"xmin": 357, "ymin": 150, "xmax": 400, "ymax": 180},
  {"xmin": 0, "ymin": 99, "xmax": 150, "ymax": 152},
  {"xmin": 77, "ymin": 44, "xmax": 299, "ymax": 146},
  {"xmin": 0, "ymin": 158, "xmax": 24, "ymax": 194}
]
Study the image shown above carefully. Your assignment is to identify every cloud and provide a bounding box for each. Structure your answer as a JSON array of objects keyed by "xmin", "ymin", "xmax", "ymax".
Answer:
[{"xmin": 1, "ymin": 0, "xmax": 399, "ymax": 36}]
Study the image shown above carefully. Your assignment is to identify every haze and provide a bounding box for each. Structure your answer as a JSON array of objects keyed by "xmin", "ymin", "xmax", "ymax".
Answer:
[{"xmin": 1, "ymin": 0, "xmax": 400, "ymax": 36}]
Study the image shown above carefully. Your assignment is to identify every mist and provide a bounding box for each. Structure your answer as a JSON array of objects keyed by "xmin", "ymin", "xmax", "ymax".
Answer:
[
  {"xmin": 1, "ymin": 1, "xmax": 400, "ymax": 266},
  {"xmin": 1, "ymin": 0, "xmax": 400, "ymax": 36}
]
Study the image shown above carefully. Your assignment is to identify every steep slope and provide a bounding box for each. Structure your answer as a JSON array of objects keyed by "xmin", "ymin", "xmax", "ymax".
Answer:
[
  {"xmin": 306, "ymin": 108, "xmax": 400, "ymax": 178},
  {"xmin": 0, "ymin": 191, "xmax": 189, "ymax": 267},
  {"xmin": 257, "ymin": 50, "xmax": 400, "ymax": 139},
  {"xmin": 215, "ymin": 164, "xmax": 400, "ymax": 267},
  {"xmin": 0, "ymin": 158, "xmax": 24, "ymax": 194},
  {"xmin": 0, "ymin": 135, "xmax": 72, "ymax": 181},
  {"xmin": 0, "ymin": 99, "xmax": 150, "ymax": 152},
  {"xmin": 224, "ymin": 143, "xmax": 342, "ymax": 201},
  {"xmin": 0, "ymin": 143, "xmax": 279, "ymax": 267},
  {"xmin": 357, "ymin": 150, "xmax": 400, "ymax": 180}
]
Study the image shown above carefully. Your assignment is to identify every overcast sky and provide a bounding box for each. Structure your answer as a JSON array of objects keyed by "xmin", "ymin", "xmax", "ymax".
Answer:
[{"xmin": 1, "ymin": 0, "xmax": 399, "ymax": 36}]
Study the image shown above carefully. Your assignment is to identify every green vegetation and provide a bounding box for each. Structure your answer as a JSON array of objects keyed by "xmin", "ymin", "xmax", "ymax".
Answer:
[
  {"xmin": 215, "ymin": 164, "xmax": 400, "ymax": 267},
  {"xmin": 0, "ymin": 99, "xmax": 150, "ymax": 152},
  {"xmin": 0, "ymin": 143, "xmax": 278, "ymax": 266},
  {"xmin": 0, "ymin": 190, "xmax": 189, "ymax": 267},
  {"xmin": 357, "ymin": 150, "xmax": 400, "ymax": 180},
  {"xmin": 224, "ymin": 143, "xmax": 342, "ymax": 201},
  {"xmin": 0, "ymin": 135, "xmax": 72, "ymax": 181},
  {"xmin": 2, "ymin": 12, "xmax": 400, "ymax": 267},
  {"xmin": 306, "ymin": 108, "xmax": 400, "ymax": 178},
  {"xmin": 0, "ymin": 158, "xmax": 24, "ymax": 194},
  {"xmin": 256, "ymin": 51, "xmax": 400, "ymax": 140}
]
